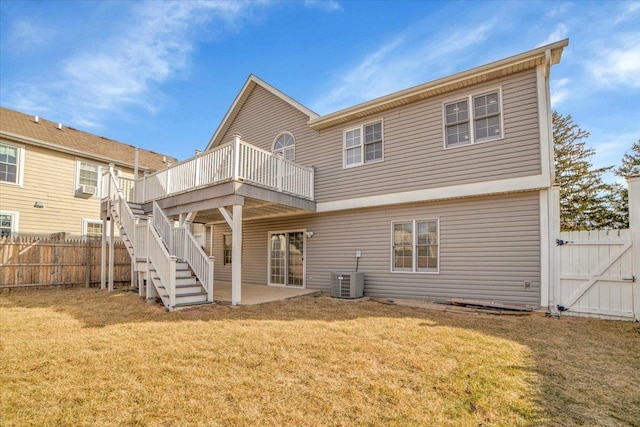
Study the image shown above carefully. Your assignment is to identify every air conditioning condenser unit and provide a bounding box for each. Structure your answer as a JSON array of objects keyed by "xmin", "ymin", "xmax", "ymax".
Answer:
[{"xmin": 331, "ymin": 271, "xmax": 364, "ymax": 299}]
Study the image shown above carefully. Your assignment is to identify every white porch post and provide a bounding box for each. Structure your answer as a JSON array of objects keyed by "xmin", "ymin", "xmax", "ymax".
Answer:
[
  {"xmin": 549, "ymin": 186, "xmax": 561, "ymax": 312},
  {"xmin": 218, "ymin": 203, "xmax": 243, "ymax": 305},
  {"xmin": 108, "ymin": 218, "xmax": 115, "ymax": 292},
  {"xmin": 232, "ymin": 204, "xmax": 243, "ymax": 306},
  {"xmin": 100, "ymin": 215, "xmax": 107, "ymax": 290},
  {"xmin": 627, "ymin": 175, "xmax": 640, "ymax": 321}
]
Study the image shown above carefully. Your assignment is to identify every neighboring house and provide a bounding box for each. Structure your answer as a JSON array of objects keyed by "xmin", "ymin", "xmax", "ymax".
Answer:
[
  {"xmin": 101, "ymin": 40, "xmax": 568, "ymax": 310},
  {"xmin": 0, "ymin": 107, "xmax": 174, "ymax": 239}
]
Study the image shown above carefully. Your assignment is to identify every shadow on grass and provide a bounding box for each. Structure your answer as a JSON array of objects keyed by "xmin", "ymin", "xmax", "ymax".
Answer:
[{"xmin": 2, "ymin": 287, "xmax": 639, "ymax": 426}]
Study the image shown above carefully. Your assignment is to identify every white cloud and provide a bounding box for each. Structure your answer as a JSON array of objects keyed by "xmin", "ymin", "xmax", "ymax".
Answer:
[
  {"xmin": 614, "ymin": 1, "xmax": 640, "ymax": 24},
  {"xmin": 591, "ymin": 35, "xmax": 640, "ymax": 89},
  {"xmin": 303, "ymin": 0, "xmax": 342, "ymax": 12},
  {"xmin": 539, "ymin": 23, "xmax": 569, "ymax": 47},
  {"xmin": 311, "ymin": 19, "xmax": 499, "ymax": 114},
  {"xmin": 7, "ymin": 19, "xmax": 53, "ymax": 50},
  {"xmin": 551, "ymin": 78, "xmax": 571, "ymax": 107},
  {"xmin": 545, "ymin": 2, "xmax": 572, "ymax": 19},
  {"xmin": 1, "ymin": 1, "xmax": 271, "ymax": 128}
]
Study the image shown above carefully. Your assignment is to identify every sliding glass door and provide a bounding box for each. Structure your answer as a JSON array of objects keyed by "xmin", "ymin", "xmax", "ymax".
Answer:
[{"xmin": 269, "ymin": 231, "xmax": 305, "ymax": 287}]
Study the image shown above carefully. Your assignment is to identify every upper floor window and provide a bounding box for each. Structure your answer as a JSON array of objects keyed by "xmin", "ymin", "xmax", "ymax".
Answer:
[
  {"xmin": 444, "ymin": 90, "xmax": 502, "ymax": 148},
  {"xmin": 76, "ymin": 160, "xmax": 101, "ymax": 197},
  {"xmin": 0, "ymin": 143, "xmax": 23, "ymax": 186},
  {"xmin": 273, "ymin": 132, "xmax": 295, "ymax": 161},
  {"xmin": 391, "ymin": 219, "xmax": 439, "ymax": 273},
  {"xmin": 0, "ymin": 211, "xmax": 18, "ymax": 238},
  {"xmin": 344, "ymin": 120, "xmax": 383, "ymax": 168}
]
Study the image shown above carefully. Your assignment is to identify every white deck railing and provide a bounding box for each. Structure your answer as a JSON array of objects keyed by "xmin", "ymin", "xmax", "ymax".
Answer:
[{"xmin": 135, "ymin": 136, "xmax": 314, "ymax": 203}]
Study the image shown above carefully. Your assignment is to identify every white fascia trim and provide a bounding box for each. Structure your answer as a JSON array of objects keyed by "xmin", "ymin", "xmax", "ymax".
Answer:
[
  {"xmin": 316, "ymin": 174, "xmax": 551, "ymax": 212},
  {"xmin": 536, "ymin": 63, "xmax": 554, "ymax": 184}
]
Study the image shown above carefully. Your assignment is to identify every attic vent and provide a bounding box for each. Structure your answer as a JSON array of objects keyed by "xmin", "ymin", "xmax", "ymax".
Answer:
[
  {"xmin": 57, "ymin": 123, "xmax": 63, "ymax": 130},
  {"xmin": 34, "ymin": 115, "xmax": 39, "ymax": 123}
]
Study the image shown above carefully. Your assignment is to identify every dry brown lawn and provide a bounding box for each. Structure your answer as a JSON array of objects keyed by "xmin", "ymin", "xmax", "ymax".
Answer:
[{"xmin": 1, "ymin": 288, "xmax": 639, "ymax": 427}]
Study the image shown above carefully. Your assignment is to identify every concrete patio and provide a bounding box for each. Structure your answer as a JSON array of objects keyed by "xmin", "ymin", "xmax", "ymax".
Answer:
[{"xmin": 213, "ymin": 281, "xmax": 320, "ymax": 305}]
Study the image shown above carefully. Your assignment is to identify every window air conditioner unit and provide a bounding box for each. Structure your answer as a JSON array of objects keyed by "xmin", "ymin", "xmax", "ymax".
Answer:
[
  {"xmin": 80, "ymin": 185, "xmax": 97, "ymax": 195},
  {"xmin": 331, "ymin": 271, "xmax": 364, "ymax": 299}
]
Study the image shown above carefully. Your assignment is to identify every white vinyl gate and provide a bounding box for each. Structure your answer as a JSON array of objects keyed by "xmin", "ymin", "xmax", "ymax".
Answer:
[{"xmin": 557, "ymin": 229, "xmax": 636, "ymax": 320}]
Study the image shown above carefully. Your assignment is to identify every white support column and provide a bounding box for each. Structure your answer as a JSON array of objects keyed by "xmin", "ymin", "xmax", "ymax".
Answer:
[
  {"xmin": 108, "ymin": 218, "xmax": 115, "ymax": 292},
  {"xmin": 627, "ymin": 175, "xmax": 640, "ymax": 321},
  {"xmin": 131, "ymin": 258, "xmax": 137, "ymax": 291},
  {"xmin": 539, "ymin": 189, "xmax": 550, "ymax": 310},
  {"xmin": 232, "ymin": 204, "xmax": 243, "ymax": 305},
  {"xmin": 133, "ymin": 147, "xmax": 140, "ymax": 202},
  {"xmin": 550, "ymin": 185, "xmax": 561, "ymax": 313},
  {"xmin": 100, "ymin": 215, "xmax": 108, "ymax": 290}
]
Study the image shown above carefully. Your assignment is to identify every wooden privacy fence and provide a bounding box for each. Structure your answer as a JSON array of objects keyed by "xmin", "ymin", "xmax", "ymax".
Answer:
[{"xmin": 0, "ymin": 237, "xmax": 131, "ymax": 289}]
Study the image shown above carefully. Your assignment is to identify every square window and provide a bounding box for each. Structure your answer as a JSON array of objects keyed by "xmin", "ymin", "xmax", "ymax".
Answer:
[
  {"xmin": 444, "ymin": 91, "xmax": 501, "ymax": 148},
  {"xmin": 392, "ymin": 219, "xmax": 438, "ymax": 273},
  {"xmin": 344, "ymin": 121, "xmax": 383, "ymax": 167}
]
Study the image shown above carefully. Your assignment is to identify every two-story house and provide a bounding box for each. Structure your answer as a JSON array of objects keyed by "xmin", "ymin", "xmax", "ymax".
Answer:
[
  {"xmin": 100, "ymin": 40, "xmax": 567, "ymax": 310},
  {"xmin": 0, "ymin": 107, "xmax": 175, "ymax": 239}
]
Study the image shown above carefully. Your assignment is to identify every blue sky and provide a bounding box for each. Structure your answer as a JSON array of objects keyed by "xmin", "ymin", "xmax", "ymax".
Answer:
[{"xmin": 1, "ymin": 0, "xmax": 638, "ymax": 183}]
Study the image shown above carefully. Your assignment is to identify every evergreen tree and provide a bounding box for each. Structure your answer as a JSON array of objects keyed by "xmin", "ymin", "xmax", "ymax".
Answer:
[
  {"xmin": 616, "ymin": 139, "xmax": 640, "ymax": 177},
  {"xmin": 610, "ymin": 139, "xmax": 640, "ymax": 229},
  {"xmin": 553, "ymin": 111, "xmax": 616, "ymax": 230}
]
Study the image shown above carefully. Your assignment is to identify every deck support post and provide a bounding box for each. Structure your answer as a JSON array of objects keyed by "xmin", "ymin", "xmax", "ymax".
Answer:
[
  {"xmin": 218, "ymin": 203, "xmax": 243, "ymax": 305},
  {"xmin": 101, "ymin": 215, "xmax": 107, "ymax": 290},
  {"xmin": 231, "ymin": 204, "xmax": 243, "ymax": 306},
  {"xmin": 108, "ymin": 217, "xmax": 115, "ymax": 292}
]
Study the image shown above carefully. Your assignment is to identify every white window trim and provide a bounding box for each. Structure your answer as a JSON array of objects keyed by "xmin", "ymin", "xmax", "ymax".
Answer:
[
  {"xmin": 390, "ymin": 218, "xmax": 440, "ymax": 274},
  {"xmin": 267, "ymin": 229, "xmax": 307, "ymax": 288},
  {"xmin": 0, "ymin": 142, "xmax": 25, "ymax": 187},
  {"xmin": 82, "ymin": 218, "xmax": 105, "ymax": 240},
  {"xmin": 0, "ymin": 210, "xmax": 19, "ymax": 237},
  {"xmin": 75, "ymin": 159, "xmax": 107, "ymax": 198},
  {"xmin": 442, "ymin": 87, "xmax": 504, "ymax": 150},
  {"xmin": 343, "ymin": 119, "xmax": 384, "ymax": 169},
  {"xmin": 272, "ymin": 131, "xmax": 296, "ymax": 162}
]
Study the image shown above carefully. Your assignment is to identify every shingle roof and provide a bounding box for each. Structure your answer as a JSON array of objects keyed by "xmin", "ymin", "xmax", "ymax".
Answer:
[{"xmin": 0, "ymin": 107, "xmax": 175, "ymax": 171}]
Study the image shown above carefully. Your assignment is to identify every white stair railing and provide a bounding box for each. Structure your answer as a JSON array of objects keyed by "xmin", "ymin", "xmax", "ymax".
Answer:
[
  {"xmin": 147, "ymin": 218, "xmax": 177, "ymax": 310},
  {"xmin": 152, "ymin": 201, "xmax": 174, "ymax": 253},
  {"xmin": 182, "ymin": 226, "xmax": 214, "ymax": 302}
]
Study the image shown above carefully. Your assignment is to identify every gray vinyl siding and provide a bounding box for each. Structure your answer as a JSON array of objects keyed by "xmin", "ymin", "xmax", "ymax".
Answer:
[
  {"xmin": 213, "ymin": 191, "xmax": 541, "ymax": 306},
  {"xmin": 212, "ymin": 70, "xmax": 541, "ymax": 204},
  {"xmin": 216, "ymin": 85, "xmax": 316, "ymax": 159},
  {"xmin": 307, "ymin": 69, "xmax": 541, "ymax": 203}
]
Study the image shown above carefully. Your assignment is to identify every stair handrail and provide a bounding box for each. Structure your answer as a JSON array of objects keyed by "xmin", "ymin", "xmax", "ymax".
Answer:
[
  {"xmin": 147, "ymin": 217, "xmax": 177, "ymax": 309},
  {"xmin": 152, "ymin": 201, "xmax": 174, "ymax": 254},
  {"xmin": 107, "ymin": 171, "xmax": 139, "ymax": 251},
  {"xmin": 181, "ymin": 225, "xmax": 214, "ymax": 303}
]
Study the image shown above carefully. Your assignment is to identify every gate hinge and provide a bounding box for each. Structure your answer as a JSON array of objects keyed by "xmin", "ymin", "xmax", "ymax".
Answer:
[
  {"xmin": 556, "ymin": 238, "xmax": 572, "ymax": 246},
  {"xmin": 622, "ymin": 275, "xmax": 636, "ymax": 282}
]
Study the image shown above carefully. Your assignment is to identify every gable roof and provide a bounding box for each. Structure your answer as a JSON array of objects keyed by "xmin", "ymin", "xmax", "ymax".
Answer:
[
  {"xmin": 205, "ymin": 74, "xmax": 319, "ymax": 150},
  {"xmin": 0, "ymin": 107, "xmax": 174, "ymax": 171},
  {"xmin": 308, "ymin": 39, "xmax": 569, "ymax": 131}
]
